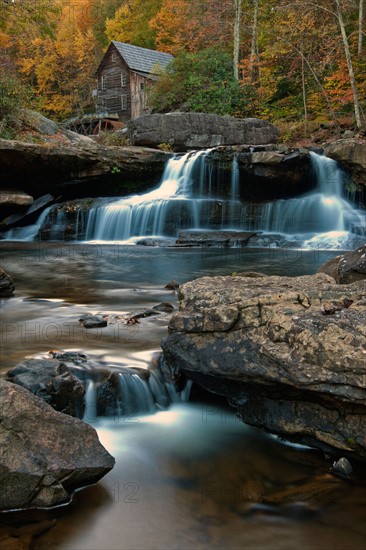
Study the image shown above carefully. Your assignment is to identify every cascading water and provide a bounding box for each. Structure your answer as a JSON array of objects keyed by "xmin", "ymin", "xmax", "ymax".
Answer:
[
  {"xmin": 81, "ymin": 362, "xmax": 192, "ymax": 420},
  {"xmin": 252, "ymin": 152, "xmax": 365, "ymax": 246},
  {"xmin": 2, "ymin": 206, "xmax": 53, "ymax": 241},
  {"xmin": 84, "ymin": 151, "xmax": 206, "ymax": 241},
  {"xmin": 2, "ymin": 150, "xmax": 364, "ymax": 249},
  {"xmin": 81, "ymin": 150, "xmax": 365, "ymax": 247}
]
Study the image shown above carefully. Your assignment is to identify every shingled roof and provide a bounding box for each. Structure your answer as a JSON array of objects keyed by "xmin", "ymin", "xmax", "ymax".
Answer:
[{"xmin": 112, "ymin": 41, "xmax": 174, "ymax": 75}]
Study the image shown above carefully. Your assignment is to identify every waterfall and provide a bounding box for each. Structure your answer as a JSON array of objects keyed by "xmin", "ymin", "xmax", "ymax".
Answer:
[
  {"xmin": 81, "ymin": 150, "xmax": 364, "ymax": 245},
  {"xmin": 2, "ymin": 149, "xmax": 364, "ymax": 249},
  {"xmin": 2, "ymin": 206, "xmax": 53, "ymax": 241},
  {"xmin": 255, "ymin": 152, "xmax": 363, "ymax": 235},
  {"xmin": 84, "ymin": 151, "xmax": 206, "ymax": 241},
  {"xmin": 81, "ymin": 363, "xmax": 190, "ymax": 421}
]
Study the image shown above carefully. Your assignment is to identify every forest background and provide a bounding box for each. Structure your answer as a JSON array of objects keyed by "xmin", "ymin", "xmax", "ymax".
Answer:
[{"xmin": 0, "ymin": 0, "xmax": 365, "ymax": 143}]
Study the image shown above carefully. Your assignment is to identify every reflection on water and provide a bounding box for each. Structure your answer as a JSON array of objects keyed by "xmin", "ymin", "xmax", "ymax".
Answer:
[
  {"xmin": 1, "ymin": 243, "xmax": 365, "ymax": 549},
  {"xmin": 0, "ymin": 243, "xmax": 342, "ymax": 373},
  {"xmin": 3, "ymin": 404, "xmax": 366, "ymax": 550}
]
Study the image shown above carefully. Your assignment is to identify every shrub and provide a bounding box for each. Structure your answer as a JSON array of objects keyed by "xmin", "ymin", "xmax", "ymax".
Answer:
[
  {"xmin": 0, "ymin": 75, "xmax": 33, "ymax": 139},
  {"xmin": 148, "ymin": 47, "xmax": 247, "ymax": 117},
  {"xmin": 97, "ymin": 130, "xmax": 130, "ymax": 146}
]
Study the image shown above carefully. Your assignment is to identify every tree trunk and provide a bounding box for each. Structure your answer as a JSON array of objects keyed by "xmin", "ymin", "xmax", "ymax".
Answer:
[
  {"xmin": 233, "ymin": 0, "xmax": 242, "ymax": 80},
  {"xmin": 301, "ymin": 45, "xmax": 308, "ymax": 134},
  {"xmin": 358, "ymin": 0, "xmax": 364, "ymax": 55},
  {"xmin": 334, "ymin": 0, "xmax": 362, "ymax": 128},
  {"xmin": 278, "ymin": 36, "xmax": 339, "ymax": 128},
  {"xmin": 250, "ymin": 0, "xmax": 259, "ymax": 82}
]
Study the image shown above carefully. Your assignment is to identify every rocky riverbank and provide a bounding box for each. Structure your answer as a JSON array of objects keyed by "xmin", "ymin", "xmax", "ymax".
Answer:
[{"xmin": 162, "ymin": 265, "xmax": 366, "ymax": 460}]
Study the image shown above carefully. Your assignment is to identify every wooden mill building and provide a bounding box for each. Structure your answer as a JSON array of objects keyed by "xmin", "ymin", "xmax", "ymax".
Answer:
[{"xmin": 96, "ymin": 41, "xmax": 173, "ymax": 123}]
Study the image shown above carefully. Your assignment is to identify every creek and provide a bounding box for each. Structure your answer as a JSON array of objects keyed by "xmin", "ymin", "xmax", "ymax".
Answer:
[
  {"xmin": 1, "ymin": 148, "xmax": 366, "ymax": 548},
  {"xmin": 1, "ymin": 243, "xmax": 365, "ymax": 549}
]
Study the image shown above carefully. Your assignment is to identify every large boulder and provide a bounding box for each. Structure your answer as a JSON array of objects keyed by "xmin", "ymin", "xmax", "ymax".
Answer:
[
  {"xmin": 162, "ymin": 273, "xmax": 366, "ymax": 459},
  {"xmin": 7, "ymin": 358, "xmax": 86, "ymax": 418},
  {"xmin": 18, "ymin": 109, "xmax": 94, "ymax": 144},
  {"xmin": 128, "ymin": 113, "xmax": 279, "ymax": 150},
  {"xmin": 0, "ymin": 379, "xmax": 114, "ymax": 511},
  {"xmin": 0, "ymin": 139, "xmax": 169, "ymax": 197},
  {"xmin": 318, "ymin": 243, "xmax": 366, "ymax": 283},
  {"xmin": 324, "ymin": 139, "xmax": 366, "ymax": 187}
]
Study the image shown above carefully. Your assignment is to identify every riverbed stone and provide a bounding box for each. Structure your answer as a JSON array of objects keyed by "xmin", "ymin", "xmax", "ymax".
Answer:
[
  {"xmin": 176, "ymin": 230, "xmax": 257, "ymax": 247},
  {"xmin": 0, "ymin": 379, "xmax": 114, "ymax": 511},
  {"xmin": 153, "ymin": 302, "xmax": 175, "ymax": 312},
  {"xmin": 0, "ymin": 267, "xmax": 15, "ymax": 297},
  {"xmin": 7, "ymin": 358, "xmax": 85, "ymax": 418},
  {"xmin": 79, "ymin": 314, "xmax": 108, "ymax": 329},
  {"xmin": 162, "ymin": 273, "xmax": 366, "ymax": 459}
]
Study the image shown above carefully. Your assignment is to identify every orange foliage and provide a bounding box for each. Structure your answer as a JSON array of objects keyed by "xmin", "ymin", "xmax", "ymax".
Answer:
[{"xmin": 150, "ymin": 0, "xmax": 234, "ymax": 55}]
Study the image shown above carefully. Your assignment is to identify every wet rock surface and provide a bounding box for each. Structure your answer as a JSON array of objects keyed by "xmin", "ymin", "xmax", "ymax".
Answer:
[
  {"xmin": 7, "ymin": 358, "xmax": 86, "ymax": 418},
  {"xmin": 0, "ymin": 193, "xmax": 55, "ymax": 230},
  {"xmin": 79, "ymin": 314, "xmax": 108, "ymax": 329},
  {"xmin": 176, "ymin": 231, "xmax": 257, "ymax": 247},
  {"xmin": 318, "ymin": 243, "xmax": 366, "ymax": 283},
  {"xmin": 0, "ymin": 267, "xmax": 15, "ymax": 297},
  {"xmin": 324, "ymin": 139, "xmax": 366, "ymax": 187},
  {"xmin": 0, "ymin": 379, "xmax": 114, "ymax": 511},
  {"xmin": 162, "ymin": 272, "xmax": 366, "ymax": 459}
]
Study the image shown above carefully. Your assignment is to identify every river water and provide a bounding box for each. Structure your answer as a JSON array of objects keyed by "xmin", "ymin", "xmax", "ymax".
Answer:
[{"xmin": 1, "ymin": 242, "xmax": 365, "ymax": 549}]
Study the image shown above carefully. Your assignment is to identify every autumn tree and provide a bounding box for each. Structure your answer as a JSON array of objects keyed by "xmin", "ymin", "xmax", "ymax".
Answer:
[
  {"xmin": 15, "ymin": 0, "xmax": 102, "ymax": 118},
  {"xmin": 105, "ymin": 0, "xmax": 162, "ymax": 49},
  {"xmin": 149, "ymin": 0, "xmax": 235, "ymax": 55}
]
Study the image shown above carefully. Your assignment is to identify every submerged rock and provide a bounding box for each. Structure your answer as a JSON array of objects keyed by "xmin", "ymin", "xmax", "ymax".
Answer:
[
  {"xmin": 0, "ymin": 267, "xmax": 15, "ymax": 297},
  {"xmin": 162, "ymin": 273, "xmax": 366, "ymax": 459},
  {"xmin": 165, "ymin": 280, "xmax": 180, "ymax": 290},
  {"xmin": 79, "ymin": 314, "xmax": 108, "ymax": 329},
  {"xmin": 153, "ymin": 302, "xmax": 175, "ymax": 312},
  {"xmin": 0, "ymin": 379, "xmax": 114, "ymax": 511},
  {"xmin": 176, "ymin": 230, "xmax": 257, "ymax": 247},
  {"xmin": 318, "ymin": 243, "xmax": 366, "ymax": 283},
  {"xmin": 332, "ymin": 457, "xmax": 353, "ymax": 478},
  {"xmin": 7, "ymin": 358, "xmax": 85, "ymax": 418}
]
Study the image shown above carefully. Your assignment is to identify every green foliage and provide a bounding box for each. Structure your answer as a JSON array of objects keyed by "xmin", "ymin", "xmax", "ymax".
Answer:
[
  {"xmin": 149, "ymin": 47, "xmax": 247, "ymax": 117},
  {"xmin": 97, "ymin": 130, "xmax": 130, "ymax": 146},
  {"xmin": 0, "ymin": 75, "xmax": 34, "ymax": 138},
  {"xmin": 157, "ymin": 142, "xmax": 174, "ymax": 151}
]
